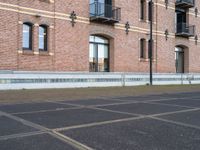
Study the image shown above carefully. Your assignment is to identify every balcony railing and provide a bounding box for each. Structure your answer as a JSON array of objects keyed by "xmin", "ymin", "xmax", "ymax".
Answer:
[
  {"xmin": 176, "ymin": 23, "xmax": 195, "ymax": 37},
  {"xmin": 176, "ymin": 0, "xmax": 195, "ymax": 8},
  {"xmin": 89, "ymin": 2, "xmax": 121, "ymax": 24}
]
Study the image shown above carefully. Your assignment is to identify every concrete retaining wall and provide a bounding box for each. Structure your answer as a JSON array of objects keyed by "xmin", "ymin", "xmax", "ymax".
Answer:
[{"xmin": 0, "ymin": 71, "xmax": 200, "ymax": 90}]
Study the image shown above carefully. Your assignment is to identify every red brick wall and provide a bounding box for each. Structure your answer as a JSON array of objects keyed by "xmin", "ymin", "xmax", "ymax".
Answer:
[
  {"xmin": 0, "ymin": 9, "xmax": 18, "ymax": 70},
  {"xmin": 0, "ymin": 0, "xmax": 199, "ymax": 73}
]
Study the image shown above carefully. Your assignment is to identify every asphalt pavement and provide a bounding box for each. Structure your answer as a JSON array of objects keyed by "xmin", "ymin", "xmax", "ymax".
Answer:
[{"xmin": 0, "ymin": 91, "xmax": 200, "ymax": 150}]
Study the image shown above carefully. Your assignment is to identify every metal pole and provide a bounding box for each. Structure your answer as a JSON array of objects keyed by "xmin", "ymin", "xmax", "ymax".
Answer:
[{"xmin": 149, "ymin": 0, "xmax": 153, "ymax": 85}]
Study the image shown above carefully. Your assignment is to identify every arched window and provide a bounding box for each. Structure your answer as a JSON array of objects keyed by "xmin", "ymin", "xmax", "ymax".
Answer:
[
  {"xmin": 140, "ymin": 38, "xmax": 146, "ymax": 59},
  {"xmin": 39, "ymin": 25, "xmax": 48, "ymax": 51},
  {"xmin": 140, "ymin": 0, "xmax": 146, "ymax": 20},
  {"xmin": 23, "ymin": 23, "xmax": 32, "ymax": 50},
  {"xmin": 89, "ymin": 35, "xmax": 109, "ymax": 72}
]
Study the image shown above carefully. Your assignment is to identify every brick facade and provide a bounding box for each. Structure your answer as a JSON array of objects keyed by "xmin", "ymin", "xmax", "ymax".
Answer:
[{"xmin": 0, "ymin": 0, "xmax": 199, "ymax": 73}]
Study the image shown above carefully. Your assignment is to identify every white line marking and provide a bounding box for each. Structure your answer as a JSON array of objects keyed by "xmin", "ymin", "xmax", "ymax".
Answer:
[
  {"xmin": 151, "ymin": 108, "xmax": 200, "ymax": 117},
  {"xmin": 51, "ymin": 131, "xmax": 94, "ymax": 150},
  {"xmin": 11, "ymin": 107, "xmax": 82, "ymax": 115},
  {"xmin": 54, "ymin": 116, "xmax": 144, "ymax": 131},
  {"xmin": 0, "ymin": 131, "xmax": 46, "ymax": 141},
  {"xmin": 143, "ymin": 101, "xmax": 196, "ymax": 109},
  {"xmin": 150, "ymin": 117, "xmax": 200, "ymax": 130}
]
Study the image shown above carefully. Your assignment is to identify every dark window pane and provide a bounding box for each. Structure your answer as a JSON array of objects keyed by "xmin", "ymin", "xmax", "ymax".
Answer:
[
  {"xmin": 148, "ymin": 1, "xmax": 153, "ymax": 21},
  {"xmin": 140, "ymin": 0, "xmax": 145, "ymax": 20},
  {"xmin": 140, "ymin": 39, "xmax": 145, "ymax": 58}
]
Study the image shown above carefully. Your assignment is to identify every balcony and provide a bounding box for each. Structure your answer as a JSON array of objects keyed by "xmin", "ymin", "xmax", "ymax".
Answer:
[
  {"xmin": 176, "ymin": 0, "xmax": 195, "ymax": 8},
  {"xmin": 176, "ymin": 23, "xmax": 195, "ymax": 37},
  {"xmin": 89, "ymin": 2, "xmax": 121, "ymax": 24}
]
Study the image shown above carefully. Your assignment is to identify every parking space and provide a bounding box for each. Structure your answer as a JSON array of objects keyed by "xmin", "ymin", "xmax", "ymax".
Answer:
[
  {"xmin": 112, "ymin": 92, "xmax": 200, "ymax": 102},
  {"xmin": 0, "ymin": 133, "xmax": 78, "ymax": 150},
  {"xmin": 0, "ymin": 91, "xmax": 200, "ymax": 150},
  {"xmin": 159, "ymin": 110, "xmax": 200, "ymax": 127},
  {"xmin": 15, "ymin": 108, "xmax": 135, "ymax": 129},
  {"xmin": 98, "ymin": 102, "xmax": 189, "ymax": 115},
  {"xmin": 150, "ymin": 98, "xmax": 200, "ymax": 108},
  {"xmin": 111, "ymin": 95, "xmax": 166, "ymax": 101},
  {"xmin": 0, "ymin": 116, "xmax": 37, "ymax": 137},
  {"xmin": 0, "ymin": 102, "xmax": 75, "ymax": 114},
  {"xmin": 62, "ymin": 118, "xmax": 200, "ymax": 150},
  {"xmin": 59, "ymin": 98, "xmax": 127, "ymax": 106}
]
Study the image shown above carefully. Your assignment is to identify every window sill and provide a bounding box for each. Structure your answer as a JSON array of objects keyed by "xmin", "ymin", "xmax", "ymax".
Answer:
[
  {"xmin": 139, "ymin": 19, "xmax": 156, "ymax": 24},
  {"xmin": 139, "ymin": 19, "xmax": 147, "ymax": 23},
  {"xmin": 39, "ymin": 50, "xmax": 49, "ymax": 56},
  {"xmin": 139, "ymin": 58, "xmax": 149, "ymax": 62},
  {"xmin": 18, "ymin": 50, "xmax": 52, "ymax": 56},
  {"xmin": 139, "ymin": 58, "xmax": 156, "ymax": 62},
  {"xmin": 22, "ymin": 50, "xmax": 34, "ymax": 55}
]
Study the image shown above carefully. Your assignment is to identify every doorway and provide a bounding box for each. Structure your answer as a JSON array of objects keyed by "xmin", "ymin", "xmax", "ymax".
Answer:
[
  {"xmin": 175, "ymin": 47, "xmax": 184, "ymax": 73},
  {"xmin": 176, "ymin": 9, "xmax": 187, "ymax": 33},
  {"xmin": 89, "ymin": 35, "xmax": 109, "ymax": 72}
]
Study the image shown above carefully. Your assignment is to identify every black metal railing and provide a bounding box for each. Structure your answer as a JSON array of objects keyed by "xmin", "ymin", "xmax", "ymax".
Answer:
[
  {"xmin": 176, "ymin": 23, "xmax": 195, "ymax": 37},
  {"xmin": 90, "ymin": 2, "xmax": 121, "ymax": 22},
  {"xmin": 176, "ymin": 0, "xmax": 195, "ymax": 8}
]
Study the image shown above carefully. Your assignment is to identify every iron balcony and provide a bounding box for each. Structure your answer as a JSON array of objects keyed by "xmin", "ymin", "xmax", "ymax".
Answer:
[
  {"xmin": 176, "ymin": 0, "xmax": 195, "ymax": 8},
  {"xmin": 176, "ymin": 23, "xmax": 195, "ymax": 37},
  {"xmin": 89, "ymin": 2, "xmax": 121, "ymax": 24}
]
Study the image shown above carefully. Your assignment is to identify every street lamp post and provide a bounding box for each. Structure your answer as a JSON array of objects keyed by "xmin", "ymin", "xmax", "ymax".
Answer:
[{"xmin": 149, "ymin": 0, "xmax": 153, "ymax": 85}]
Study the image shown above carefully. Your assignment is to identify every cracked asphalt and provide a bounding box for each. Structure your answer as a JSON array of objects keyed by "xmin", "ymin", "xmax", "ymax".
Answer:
[{"xmin": 0, "ymin": 91, "xmax": 200, "ymax": 150}]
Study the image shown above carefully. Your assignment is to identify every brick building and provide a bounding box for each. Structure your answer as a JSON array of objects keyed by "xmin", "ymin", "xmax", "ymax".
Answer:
[{"xmin": 0, "ymin": 0, "xmax": 199, "ymax": 73}]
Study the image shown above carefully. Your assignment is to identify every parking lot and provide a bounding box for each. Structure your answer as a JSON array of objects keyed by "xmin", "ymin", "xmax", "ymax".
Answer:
[{"xmin": 0, "ymin": 91, "xmax": 200, "ymax": 150}]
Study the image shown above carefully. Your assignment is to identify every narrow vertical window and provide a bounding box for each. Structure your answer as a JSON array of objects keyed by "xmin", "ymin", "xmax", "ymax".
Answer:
[
  {"xmin": 23, "ymin": 23, "xmax": 32, "ymax": 50},
  {"xmin": 140, "ymin": 0, "xmax": 145, "ymax": 20},
  {"xmin": 148, "ymin": 39, "xmax": 154, "ymax": 59},
  {"xmin": 140, "ymin": 39, "xmax": 146, "ymax": 58},
  {"xmin": 148, "ymin": 1, "xmax": 153, "ymax": 22},
  {"xmin": 39, "ymin": 25, "xmax": 48, "ymax": 51}
]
